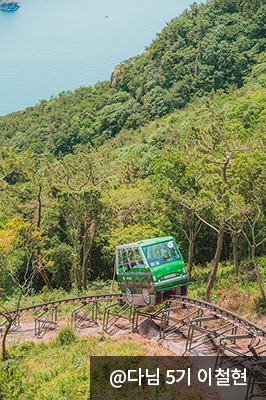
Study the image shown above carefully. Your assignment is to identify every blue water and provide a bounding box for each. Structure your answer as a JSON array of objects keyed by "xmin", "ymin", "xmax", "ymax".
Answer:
[{"xmin": 0, "ymin": 0, "xmax": 193, "ymax": 116}]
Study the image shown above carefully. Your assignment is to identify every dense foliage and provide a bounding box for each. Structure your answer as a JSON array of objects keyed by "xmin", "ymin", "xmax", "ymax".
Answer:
[
  {"xmin": 0, "ymin": 1, "xmax": 266, "ymax": 153},
  {"xmin": 1, "ymin": 0, "xmax": 266, "ymax": 304}
]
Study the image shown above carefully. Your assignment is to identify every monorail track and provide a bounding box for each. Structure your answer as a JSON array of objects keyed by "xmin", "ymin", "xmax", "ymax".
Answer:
[
  {"xmin": 4, "ymin": 293, "xmax": 123, "ymax": 317},
  {"xmin": 2, "ymin": 293, "xmax": 266, "ymax": 398},
  {"xmin": 2, "ymin": 293, "xmax": 266, "ymax": 342},
  {"xmin": 170, "ymin": 295, "xmax": 266, "ymax": 342}
]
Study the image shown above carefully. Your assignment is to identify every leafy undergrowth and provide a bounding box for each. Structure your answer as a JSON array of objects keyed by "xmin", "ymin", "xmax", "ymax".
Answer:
[
  {"xmin": 0, "ymin": 328, "xmax": 147, "ymax": 400},
  {"xmin": 0, "ymin": 280, "xmax": 120, "ymax": 320},
  {"xmin": 189, "ymin": 259, "xmax": 266, "ymax": 325},
  {"xmin": 2, "ymin": 259, "xmax": 266, "ymax": 325}
]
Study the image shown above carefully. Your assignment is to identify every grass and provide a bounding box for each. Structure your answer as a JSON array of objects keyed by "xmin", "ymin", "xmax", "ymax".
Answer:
[
  {"xmin": 0, "ymin": 329, "xmax": 148, "ymax": 400},
  {"xmin": 0, "ymin": 279, "xmax": 120, "ymax": 322}
]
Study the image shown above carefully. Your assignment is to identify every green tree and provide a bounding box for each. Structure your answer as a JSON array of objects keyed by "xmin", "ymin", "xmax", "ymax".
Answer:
[
  {"xmin": 56, "ymin": 188, "xmax": 103, "ymax": 289},
  {"xmin": 185, "ymin": 122, "xmax": 246, "ymax": 302},
  {"xmin": 2, "ymin": 155, "xmax": 55, "ymax": 289},
  {"xmin": 0, "ymin": 218, "xmax": 50, "ymax": 360},
  {"xmin": 238, "ymin": 151, "xmax": 266, "ymax": 300},
  {"xmin": 152, "ymin": 149, "xmax": 203, "ymax": 281}
]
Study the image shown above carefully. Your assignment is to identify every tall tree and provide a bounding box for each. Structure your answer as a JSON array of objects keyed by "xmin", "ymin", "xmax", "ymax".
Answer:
[
  {"xmin": 2, "ymin": 156, "xmax": 55, "ymax": 289},
  {"xmin": 0, "ymin": 218, "xmax": 50, "ymax": 360},
  {"xmin": 56, "ymin": 188, "xmax": 103, "ymax": 289},
  {"xmin": 238, "ymin": 151, "xmax": 266, "ymax": 300},
  {"xmin": 185, "ymin": 122, "xmax": 245, "ymax": 302},
  {"xmin": 152, "ymin": 149, "xmax": 203, "ymax": 281}
]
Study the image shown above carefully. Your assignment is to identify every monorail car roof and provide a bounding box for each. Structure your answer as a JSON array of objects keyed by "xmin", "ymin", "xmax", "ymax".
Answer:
[{"xmin": 116, "ymin": 236, "xmax": 174, "ymax": 249}]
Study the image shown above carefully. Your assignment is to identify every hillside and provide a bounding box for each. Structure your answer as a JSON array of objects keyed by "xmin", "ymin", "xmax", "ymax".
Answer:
[
  {"xmin": 0, "ymin": 0, "xmax": 266, "ymax": 154},
  {"xmin": 1, "ymin": 0, "xmax": 266, "ymax": 311}
]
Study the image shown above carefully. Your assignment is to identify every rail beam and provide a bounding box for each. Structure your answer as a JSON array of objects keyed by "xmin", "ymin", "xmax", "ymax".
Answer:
[
  {"xmin": 35, "ymin": 307, "xmax": 57, "ymax": 337},
  {"xmin": 71, "ymin": 301, "xmax": 98, "ymax": 328}
]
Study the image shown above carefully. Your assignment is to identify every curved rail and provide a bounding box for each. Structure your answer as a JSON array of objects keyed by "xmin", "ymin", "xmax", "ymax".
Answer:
[
  {"xmin": 4, "ymin": 293, "xmax": 123, "ymax": 317},
  {"xmin": 3, "ymin": 292, "xmax": 266, "ymax": 342},
  {"xmin": 170, "ymin": 295, "xmax": 266, "ymax": 341}
]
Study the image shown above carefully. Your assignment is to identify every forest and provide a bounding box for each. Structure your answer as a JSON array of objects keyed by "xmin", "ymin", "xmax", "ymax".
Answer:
[{"xmin": 1, "ymin": 0, "xmax": 266, "ymax": 307}]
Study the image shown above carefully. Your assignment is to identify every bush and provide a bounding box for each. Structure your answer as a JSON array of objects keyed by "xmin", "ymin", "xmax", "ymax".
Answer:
[
  {"xmin": 57, "ymin": 325, "xmax": 76, "ymax": 346},
  {"xmin": 253, "ymin": 295, "xmax": 266, "ymax": 314}
]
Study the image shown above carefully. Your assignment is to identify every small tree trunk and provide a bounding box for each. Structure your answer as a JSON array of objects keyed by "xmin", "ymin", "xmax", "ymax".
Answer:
[
  {"xmin": 2, "ymin": 288, "xmax": 24, "ymax": 360},
  {"xmin": 82, "ymin": 233, "xmax": 89, "ymax": 290},
  {"xmin": 111, "ymin": 260, "xmax": 116, "ymax": 293},
  {"xmin": 205, "ymin": 223, "xmax": 225, "ymax": 303},
  {"xmin": 252, "ymin": 246, "xmax": 265, "ymax": 301},
  {"xmin": 82, "ymin": 258, "xmax": 88, "ymax": 289},
  {"xmin": 186, "ymin": 217, "xmax": 202, "ymax": 281},
  {"xmin": 2, "ymin": 319, "xmax": 12, "ymax": 361},
  {"xmin": 72, "ymin": 247, "xmax": 79, "ymax": 288},
  {"xmin": 37, "ymin": 185, "xmax": 52, "ymax": 290},
  {"xmin": 187, "ymin": 235, "xmax": 196, "ymax": 281},
  {"xmin": 39, "ymin": 269, "xmax": 51, "ymax": 290},
  {"xmin": 231, "ymin": 232, "xmax": 239, "ymax": 276},
  {"xmin": 73, "ymin": 259, "xmax": 78, "ymax": 287}
]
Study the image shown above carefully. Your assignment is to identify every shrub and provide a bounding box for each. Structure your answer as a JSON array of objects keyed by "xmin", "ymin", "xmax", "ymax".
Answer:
[
  {"xmin": 253, "ymin": 295, "xmax": 266, "ymax": 314},
  {"xmin": 57, "ymin": 325, "xmax": 76, "ymax": 346}
]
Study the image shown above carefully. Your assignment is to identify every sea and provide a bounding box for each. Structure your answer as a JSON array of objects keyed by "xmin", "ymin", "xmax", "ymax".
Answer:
[{"xmin": 0, "ymin": 0, "xmax": 193, "ymax": 116}]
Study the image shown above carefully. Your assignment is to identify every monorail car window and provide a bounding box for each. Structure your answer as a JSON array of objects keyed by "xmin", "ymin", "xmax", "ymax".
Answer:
[
  {"xmin": 118, "ymin": 249, "xmax": 125, "ymax": 273},
  {"xmin": 122, "ymin": 248, "xmax": 131, "ymax": 271},
  {"xmin": 142, "ymin": 240, "xmax": 181, "ymax": 267},
  {"xmin": 133, "ymin": 247, "xmax": 145, "ymax": 266},
  {"xmin": 117, "ymin": 246, "xmax": 145, "ymax": 272}
]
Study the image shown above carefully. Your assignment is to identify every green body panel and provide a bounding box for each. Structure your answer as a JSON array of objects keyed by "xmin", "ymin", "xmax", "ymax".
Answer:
[{"xmin": 117, "ymin": 270, "xmax": 155, "ymax": 296}]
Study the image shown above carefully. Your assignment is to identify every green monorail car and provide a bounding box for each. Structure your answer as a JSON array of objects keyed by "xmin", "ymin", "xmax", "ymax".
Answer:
[{"xmin": 116, "ymin": 236, "xmax": 189, "ymax": 306}]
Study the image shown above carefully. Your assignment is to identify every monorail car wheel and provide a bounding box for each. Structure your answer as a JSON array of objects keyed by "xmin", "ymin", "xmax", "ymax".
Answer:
[
  {"xmin": 125, "ymin": 286, "xmax": 133, "ymax": 304},
  {"xmin": 142, "ymin": 287, "xmax": 151, "ymax": 305}
]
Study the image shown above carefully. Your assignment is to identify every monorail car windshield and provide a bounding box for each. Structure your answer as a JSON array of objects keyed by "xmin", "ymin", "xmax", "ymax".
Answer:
[
  {"xmin": 142, "ymin": 239, "xmax": 182, "ymax": 267},
  {"xmin": 116, "ymin": 236, "xmax": 189, "ymax": 306}
]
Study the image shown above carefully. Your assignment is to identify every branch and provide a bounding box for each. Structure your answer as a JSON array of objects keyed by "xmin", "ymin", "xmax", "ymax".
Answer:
[
  {"xmin": 216, "ymin": 122, "xmax": 230, "ymax": 154},
  {"xmin": 252, "ymin": 184, "xmax": 263, "ymax": 228},
  {"xmin": 94, "ymin": 174, "xmax": 107, "ymax": 186},
  {"xmin": 176, "ymin": 223, "xmax": 189, "ymax": 241},
  {"xmin": 194, "ymin": 210, "xmax": 219, "ymax": 233},
  {"xmin": 241, "ymin": 228, "xmax": 252, "ymax": 248},
  {"xmin": 0, "ymin": 167, "xmax": 17, "ymax": 182},
  {"xmin": 224, "ymin": 215, "xmax": 235, "ymax": 223},
  {"xmin": 195, "ymin": 220, "xmax": 203, "ymax": 236},
  {"xmin": 0, "ymin": 304, "xmax": 9, "ymax": 316},
  {"xmin": 179, "ymin": 201, "xmax": 219, "ymax": 233},
  {"xmin": 65, "ymin": 173, "xmax": 91, "ymax": 192},
  {"xmin": 195, "ymin": 173, "xmax": 207, "ymax": 191},
  {"xmin": 254, "ymin": 227, "xmax": 266, "ymax": 241},
  {"xmin": 215, "ymin": 122, "xmax": 245, "ymax": 189},
  {"xmin": 207, "ymin": 160, "xmax": 236, "ymax": 168},
  {"xmin": 256, "ymin": 237, "xmax": 266, "ymax": 248}
]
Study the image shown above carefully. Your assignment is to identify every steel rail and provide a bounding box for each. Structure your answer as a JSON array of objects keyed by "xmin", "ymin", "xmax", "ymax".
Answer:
[
  {"xmin": 2, "ymin": 293, "xmax": 266, "ymax": 343},
  {"xmin": 169, "ymin": 295, "xmax": 266, "ymax": 341},
  {"xmin": 3, "ymin": 293, "xmax": 123, "ymax": 317}
]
